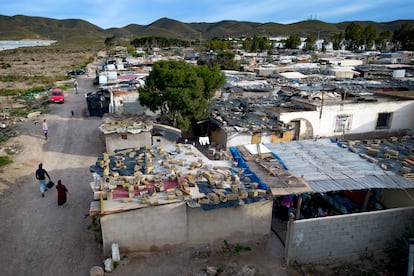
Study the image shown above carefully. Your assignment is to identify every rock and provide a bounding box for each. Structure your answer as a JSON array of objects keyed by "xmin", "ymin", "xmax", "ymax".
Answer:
[
  {"xmin": 239, "ymin": 265, "xmax": 256, "ymax": 276},
  {"xmin": 104, "ymin": 258, "xmax": 114, "ymax": 272},
  {"xmin": 27, "ymin": 111, "xmax": 41, "ymax": 119},
  {"xmin": 90, "ymin": 266, "xmax": 104, "ymax": 276},
  {"xmin": 206, "ymin": 266, "xmax": 217, "ymax": 275},
  {"xmin": 112, "ymin": 243, "xmax": 120, "ymax": 262}
]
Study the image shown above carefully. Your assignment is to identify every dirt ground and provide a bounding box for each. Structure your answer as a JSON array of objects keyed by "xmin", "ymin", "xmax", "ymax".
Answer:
[
  {"xmin": 0, "ymin": 48, "xmax": 393, "ymax": 276},
  {"xmin": 0, "ymin": 45, "xmax": 95, "ymax": 91}
]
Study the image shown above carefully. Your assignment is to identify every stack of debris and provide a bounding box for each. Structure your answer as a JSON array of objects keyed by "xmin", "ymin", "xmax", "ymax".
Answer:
[
  {"xmin": 345, "ymin": 135, "xmax": 414, "ymax": 181},
  {"xmin": 99, "ymin": 115, "xmax": 153, "ymax": 134},
  {"xmin": 89, "ymin": 144, "xmax": 268, "ymax": 215}
]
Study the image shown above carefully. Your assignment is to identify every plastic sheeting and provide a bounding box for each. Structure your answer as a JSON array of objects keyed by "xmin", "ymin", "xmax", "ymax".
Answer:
[{"xmin": 229, "ymin": 147, "xmax": 268, "ymax": 190}]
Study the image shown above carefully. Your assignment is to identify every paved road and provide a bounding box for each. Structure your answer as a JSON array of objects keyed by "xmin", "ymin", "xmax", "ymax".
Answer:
[{"xmin": 0, "ymin": 77, "xmax": 105, "ymax": 275}]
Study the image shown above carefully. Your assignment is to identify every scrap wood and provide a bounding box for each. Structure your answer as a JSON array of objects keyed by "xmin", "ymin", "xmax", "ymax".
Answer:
[
  {"xmin": 407, "ymin": 155, "xmax": 414, "ymax": 161},
  {"xmin": 236, "ymin": 146, "xmax": 254, "ymax": 161},
  {"xmin": 404, "ymin": 158, "xmax": 414, "ymax": 166},
  {"xmin": 258, "ymin": 162, "xmax": 277, "ymax": 176},
  {"xmin": 96, "ymin": 197, "xmax": 183, "ymax": 215},
  {"xmin": 403, "ymin": 173, "xmax": 414, "ymax": 182}
]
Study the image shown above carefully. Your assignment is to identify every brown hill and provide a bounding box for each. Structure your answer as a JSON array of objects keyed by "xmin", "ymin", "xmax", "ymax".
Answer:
[{"xmin": 0, "ymin": 15, "xmax": 413, "ymax": 44}]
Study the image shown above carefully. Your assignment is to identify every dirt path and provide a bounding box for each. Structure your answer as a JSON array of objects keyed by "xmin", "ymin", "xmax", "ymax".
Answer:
[{"xmin": 0, "ymin": 77, "xmax": 105, "ymax": 275}]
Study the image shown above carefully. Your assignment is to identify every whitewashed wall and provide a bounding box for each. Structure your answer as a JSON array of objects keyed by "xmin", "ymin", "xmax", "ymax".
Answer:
[{"xmin": 279, "ymin": 100, "xmax": 414, "ymax": 138}]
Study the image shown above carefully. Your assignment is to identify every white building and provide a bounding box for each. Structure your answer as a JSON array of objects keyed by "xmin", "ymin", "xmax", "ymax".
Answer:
[{"xmin": 266, "ymin": 92, "xmax": 414, "ymax": 140}]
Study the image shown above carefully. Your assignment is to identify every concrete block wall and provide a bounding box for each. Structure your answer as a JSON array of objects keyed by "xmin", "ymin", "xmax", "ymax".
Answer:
[
  {"xmin": 187, "ymin": 200, "xmax": 272, "ymax": 245},
  {"xmin": 285, "ymin": 207, "xmax": 414, "ymax": 264},
  {"xmin": 105, "ymin": 132, "xmax": 151, "ymax": 152},
  {"xmin": 100, "ymin": 200, "xmax": 272, "ymax": 255},
  {"xmin": 101, "ymin": 202, "xmax": 187, "ymax": 254}
]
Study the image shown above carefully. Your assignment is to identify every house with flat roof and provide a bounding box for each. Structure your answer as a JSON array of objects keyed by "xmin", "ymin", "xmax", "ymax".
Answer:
[
  {"xmin": 209, "ymin": 98, "xmax": 294, "ymax": 147},
  {"xmin": 264, "ymin": 86, "xmax": 414, "ymax": 140},
  {"xmin": 89, "ymin": 144, "xmax": 272, "ymax": 255}
]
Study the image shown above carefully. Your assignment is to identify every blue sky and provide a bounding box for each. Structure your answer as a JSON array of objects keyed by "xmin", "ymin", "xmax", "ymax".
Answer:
[{"xmin": 1, "ymin": 0, "xmax": 413, "ymax": 29}]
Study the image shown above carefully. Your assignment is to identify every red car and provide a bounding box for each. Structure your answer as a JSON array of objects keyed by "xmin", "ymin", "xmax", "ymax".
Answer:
[{"xmin": 50, "ymin": 88, "xmax": 64, "ymax": 103}]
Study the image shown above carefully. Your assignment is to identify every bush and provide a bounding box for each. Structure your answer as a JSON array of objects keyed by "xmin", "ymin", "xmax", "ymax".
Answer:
[{"xmin": 0, "ymin": 156, "xmax": 12, "ymax": 166}]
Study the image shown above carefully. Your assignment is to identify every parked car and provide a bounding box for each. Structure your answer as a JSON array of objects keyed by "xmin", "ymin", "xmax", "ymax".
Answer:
[
  {"xmin": 67, "ymin": 69, "xmax": 86, "ymax": 76},
  {"xmin": 50, "ymin": 88, "xmax": 64, "ymax": 103}
]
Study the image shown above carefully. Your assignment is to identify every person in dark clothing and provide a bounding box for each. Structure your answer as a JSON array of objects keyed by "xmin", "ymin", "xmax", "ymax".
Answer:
[
  {"xmin": 35, "ymin": 163, "xmax": 51, "ymax": 197},
  {"xmin": 56, "ymin": 179, "xmax": 68, "ymax": 206}
]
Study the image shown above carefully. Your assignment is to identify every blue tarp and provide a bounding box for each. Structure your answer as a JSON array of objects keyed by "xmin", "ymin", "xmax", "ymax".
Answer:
[{"xmin": 229, "ymin": 147, "xmax": 268, "ymax": 190}]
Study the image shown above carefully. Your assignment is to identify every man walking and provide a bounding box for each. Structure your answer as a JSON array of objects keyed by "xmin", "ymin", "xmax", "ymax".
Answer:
[{"xmin": 35, "ymin": 163, "xmax": 51, "ymax": 197}]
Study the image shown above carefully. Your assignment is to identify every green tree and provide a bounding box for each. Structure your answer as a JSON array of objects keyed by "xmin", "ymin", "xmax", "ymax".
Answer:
[
  {"xmin": 242, "ymin": 36, "xmax": 271, "ymax": 52},
  {"xmin": 104, "ymin": 35, "xmax": 117, "ymax": 49},
  {"xmin": 304, "ymin": 34, "xmax": 317, "ymax": 51},
  {"xmin": 138, "ymin": 60, "xmax": 225, "ymax": 130},
  {"xmin": 216, "ymin": 51, "xmax": 239, "ymax": 70},
  {"xmin": 205, "ymin": 39, "xmax": 228, "ymax": 51},
  {"xmin": 197, "ymin": 50, "xmax": 239, "ymax": 70},
  {"xmin": 362, "ymin": 25, "xmax": 377, "ymax": 50},
  {"xmin": 393, "ymin": 24, "xmax": 414, "ymax": 51},
  {"xmin": 130, "ymin": 36, "xmax": 190, "ymax": 48},
  {"xmin": 285, "ymin": 34, "xmax": 301, "ymax": 49},
  {"xmin": 330, "ymin": 32, "xmax": 344, "ymax": 50},
  {"xmin": 345, "ymin": 23, "xmax": 363, "ymax": 51},
  {"xmin": 375, "ymin": 30, "xmax": 392, "ymax": 51}
]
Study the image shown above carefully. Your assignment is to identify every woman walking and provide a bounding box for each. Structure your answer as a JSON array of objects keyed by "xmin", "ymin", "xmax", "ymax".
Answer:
[{"xmin": 56, "ymin": 179, "xmax": 69, "ymax": 206}]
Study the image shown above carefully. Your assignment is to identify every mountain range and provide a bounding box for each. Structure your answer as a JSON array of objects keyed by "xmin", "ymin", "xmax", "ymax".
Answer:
[{"xmin": 1, "ymin": 15, "xmax": 413, "ymax": 45}]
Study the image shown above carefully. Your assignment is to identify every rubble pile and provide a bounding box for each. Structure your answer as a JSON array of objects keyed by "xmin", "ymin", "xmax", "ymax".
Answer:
[{"xmin": 89, "ymin": 144, "xmax": 268, "ymax": 215}]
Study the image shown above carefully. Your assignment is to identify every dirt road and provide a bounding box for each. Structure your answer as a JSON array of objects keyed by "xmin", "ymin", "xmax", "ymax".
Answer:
[
  {"xmin": 0, "ymin": 75, "xmax": 303, "ymax": 276},
  {"xmin": 0, "ymin": 77, "xmax": 105, "ymax": 275}
]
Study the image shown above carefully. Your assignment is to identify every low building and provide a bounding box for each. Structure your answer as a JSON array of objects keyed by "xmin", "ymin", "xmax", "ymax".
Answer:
[
  {"xmin": 261, "ymin": 138, "xmax": 414, "ymax": 264},
  {"xmin": 89, "ymin": 144, "xmax": 273, "ymax": 254},
  {"xmin": 265, "ymin": 88, "xmax": 414, "ymax": 140},
  {"xmin": 99, "ymin": 116, "xmax": 181, "ymax": 152},
  {"xmin": 210, "ymin": 98, "xmax": 294, "ymax": 147}
]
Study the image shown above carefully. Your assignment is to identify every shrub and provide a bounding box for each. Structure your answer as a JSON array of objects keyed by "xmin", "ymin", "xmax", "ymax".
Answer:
[{"xmin": 0, "ymin": 156, "xmax": 12, "ymax": 166}]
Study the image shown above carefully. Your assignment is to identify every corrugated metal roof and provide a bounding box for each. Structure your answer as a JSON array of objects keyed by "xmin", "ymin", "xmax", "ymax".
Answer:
[{"xmin": 265, "ymin": 139, "xmax": 414, "ymax": 193}]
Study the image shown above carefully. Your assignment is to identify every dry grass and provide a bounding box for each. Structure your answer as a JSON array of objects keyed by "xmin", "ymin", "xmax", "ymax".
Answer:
[{"xmin": 0, "ymin": 43, "xmax": 97, "ymax": 93}]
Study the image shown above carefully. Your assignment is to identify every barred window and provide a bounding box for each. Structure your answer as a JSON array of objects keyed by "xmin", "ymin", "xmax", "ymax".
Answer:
[{"xmin": 334, "ymin": 115, "xmax": 352, "ymax": 132}]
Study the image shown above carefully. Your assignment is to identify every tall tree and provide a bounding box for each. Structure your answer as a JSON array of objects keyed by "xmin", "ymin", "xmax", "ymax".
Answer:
[
  {"xmin": 393, "ymin": 24, "xmax": 414, "ymax": 51},
  {"xmin": 375, "ymin": 30, "xmax": 392, "ymax": 51},
  {"xmin": 285, "ymin": 34, "xmax": 301, "ymax": 49},
  {"xmin": 205, "ymin": 39, "xmax": 228, "ymax": 51},
  {"xmin": 345, "ymin": 23, "xmax": 363, "ymax": 51},
  {"xmin": 138, "ymin": 60, "xmax": 225, "ymax": 130},
  {"xmin": 330, "ymin": 32, "xmax": 344, "ymax": 50},
  {"xmin": 242, "ymin": 36, "xmax": 271, "ymax": 52},
  {"xmin": 363, "ymin": 25, "xmax": 377, "ymax": 50},
  {"xmin": 304, "ymin": 34, "xmax": 317, "ymax": 51}
]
